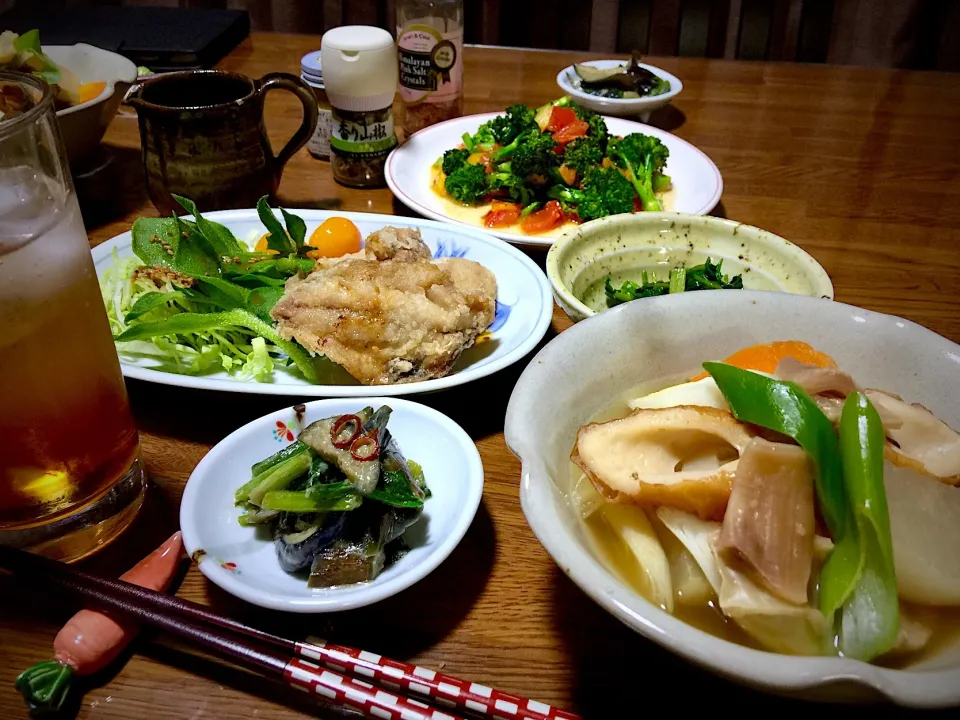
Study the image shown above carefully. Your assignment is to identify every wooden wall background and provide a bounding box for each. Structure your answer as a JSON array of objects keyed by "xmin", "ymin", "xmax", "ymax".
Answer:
[{"xmin": 1, "ymin": 0, "xmax": 958, "ymax": 70}]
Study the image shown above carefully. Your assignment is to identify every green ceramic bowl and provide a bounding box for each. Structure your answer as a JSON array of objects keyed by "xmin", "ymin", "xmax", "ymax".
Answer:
[{"xmin": 546, "ymin": 213, "xmax": 834, "ymax": 323}]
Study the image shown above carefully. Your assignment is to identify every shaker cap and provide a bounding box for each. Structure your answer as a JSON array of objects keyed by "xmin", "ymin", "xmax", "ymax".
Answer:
[{"xmin": 321, "ymin": 26, "xmax": 397, "ymax": 111}]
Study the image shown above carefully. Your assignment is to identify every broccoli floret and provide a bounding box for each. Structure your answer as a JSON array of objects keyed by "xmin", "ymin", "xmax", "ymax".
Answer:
[
  {"xmin": 563, "ymin": 137, "xmax": 604, "ymax": 177},
  {"xmin": 444, "ymin": 162, "xmax": 488, "ymax": 204},
  {"xmin": 441, "ymin": 148, "xmax": 470, "ymax": 175},
  {"xmin": 462, "ymin": 124, "xmax": 497, "ymax": 153},
  {"xmin": 486, "ymin": 170, "xmax": 534, "ymax": 207},
  {"xmin": 488, "ymin": 104, "xmax": 538, "ymax": 145},
  {"xmin": 546, "ymin": 166, "xmax": 634, "ymax": 222},
  {"xmin": 582, "ymin": 166, "xmax": 635, "ymax": 215},
  {"xmin": 511, "ymin": 132, "xmax": 560, "ymax": 179},
  {"xmin": 491, "ymin": 128, "xmax": 538, "ymax": 163},
  {"xmin": 606, "ymin": 133, "xmax": 669, "ymax": 212}
]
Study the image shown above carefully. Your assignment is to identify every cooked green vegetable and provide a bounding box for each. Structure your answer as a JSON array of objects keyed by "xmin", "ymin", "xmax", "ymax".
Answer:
[
  {"xmin": 444, "ymin": 162, "xmax": 488, "ymax": 204},
  {"xmin": 703, "ymin": 362, "xmax": 861, "ymax": 622},
  {"xmin": 441, "ymin": 148, "xmax": 471, "ymax": 175},
  {"xmin": 251, "ymin": 440, "xmax": 310, "ymax": 478},
  {"xmin": 236, "ymin": 407, "xmax": 430, "ymax": 589},
  {"xmin": 837, "ymin": 392, "xmax": 898, "ymax": 661},
  {"xmin": 604, "ymin": 259, "xmax": 743, "ymax": 306},
  {"xmin": 511, "ymin": 131, "xmax": 560, "ymax": 179},
  {"xmin": 562, "ymin": 136, "xmax": 605, "ymax": 177},
  {"xmin": 261, "ymin": 489, "xmax": 362, "ymax": 513},
  {"xmin": 607, "ymin": 133, "xmax": 670, "ymax": 212},
  {"xmin": 548, "ymin": 166, "xmax": 635, "ymax": 221}
]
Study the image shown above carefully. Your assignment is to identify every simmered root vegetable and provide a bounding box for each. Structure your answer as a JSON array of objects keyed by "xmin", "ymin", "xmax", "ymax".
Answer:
[{"xmin": 572, "ymin": 342, "xmax": 960, "ymax": 663}]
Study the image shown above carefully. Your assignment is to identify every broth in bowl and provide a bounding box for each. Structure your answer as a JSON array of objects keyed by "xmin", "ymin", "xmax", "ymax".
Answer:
[{"xmin": 569, "ymin": 340, "xmax": 960, "ymax": 666}]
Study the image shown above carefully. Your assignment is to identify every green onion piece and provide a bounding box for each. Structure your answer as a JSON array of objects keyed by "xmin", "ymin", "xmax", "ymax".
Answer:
[{"xmin": 837, "ymin": 392, "xmax": 899, "ymax": 661}]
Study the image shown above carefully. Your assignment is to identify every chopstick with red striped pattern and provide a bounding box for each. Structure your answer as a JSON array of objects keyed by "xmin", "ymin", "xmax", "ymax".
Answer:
[
  {"xmin": 0, "ymin": 545, "xmax": 581, "ymax": 720},
  {"xmin": 284, "ymin": 658, "xmax": 465, "ymax": 720},
  {"xmin": 297, "ymin": 638, "xmax": 581, "ymax": 720}
]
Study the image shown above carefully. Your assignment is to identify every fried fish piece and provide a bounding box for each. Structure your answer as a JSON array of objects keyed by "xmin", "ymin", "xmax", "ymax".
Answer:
[{"xmin": 270, "ymin": 228, "xmax": 496, "ymax": 385}]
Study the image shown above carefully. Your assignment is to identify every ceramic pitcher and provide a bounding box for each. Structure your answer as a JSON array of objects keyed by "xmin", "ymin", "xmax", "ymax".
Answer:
[{"xmin": 127, "ymin": 70, "xmax": 318, "ymax": 214}]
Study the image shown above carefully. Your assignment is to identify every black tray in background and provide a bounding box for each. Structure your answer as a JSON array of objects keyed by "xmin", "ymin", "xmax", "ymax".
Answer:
[{"xmin": 0, "ymin": 6, "xmax": 250, "ymax": 71}]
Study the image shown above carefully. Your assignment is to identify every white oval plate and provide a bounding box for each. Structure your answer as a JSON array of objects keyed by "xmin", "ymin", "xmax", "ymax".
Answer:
[
  {"xmin": 555, "ymin": 60, "xmax": 683, "ymax": 118},
  {"xmin": 386, "ymin": 112, "xmax": 722, "ymax": 248},
  {"xmin": 93, "ymin": 209, "xmax": 552, "ymax": 396},
  {"xmin": 180, "ymin": 397, "xmax": 484, "ymax": 612}
]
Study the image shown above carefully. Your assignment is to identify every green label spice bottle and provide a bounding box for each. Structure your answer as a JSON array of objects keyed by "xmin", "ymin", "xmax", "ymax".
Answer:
[{"xmin": 321, "ymin": 26, "xmax": 399, "ymax": 188}]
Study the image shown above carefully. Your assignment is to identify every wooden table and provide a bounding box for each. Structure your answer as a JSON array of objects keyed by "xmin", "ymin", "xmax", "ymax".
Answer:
[{"xmin": 2, "ymin": 33, "xmax": 959, "ymax": 719}]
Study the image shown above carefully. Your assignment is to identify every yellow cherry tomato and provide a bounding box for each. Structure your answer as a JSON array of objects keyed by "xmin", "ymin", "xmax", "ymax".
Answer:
[
  {"xmin": 307, "ymin": 217, "xmax": 362, "ymax": 258},
  {"xmin": 253, "ymin": 234, "xmax": 280, "ymax": 254}
]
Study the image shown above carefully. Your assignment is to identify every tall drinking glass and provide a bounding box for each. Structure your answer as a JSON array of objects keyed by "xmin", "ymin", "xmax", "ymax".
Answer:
[{"xmin": 0, "ymin": 72, "xmax": 145, "ymax": 561}]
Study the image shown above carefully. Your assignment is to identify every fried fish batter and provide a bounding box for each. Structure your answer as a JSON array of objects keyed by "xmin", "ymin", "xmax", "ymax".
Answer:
[{"xmin": 270, "ymin": 227, "xmax": 496, "ymax": 385}]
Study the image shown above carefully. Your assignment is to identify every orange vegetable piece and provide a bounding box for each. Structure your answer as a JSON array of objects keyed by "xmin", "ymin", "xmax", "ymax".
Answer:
[
  {"xmin": 77, "ymin": 81, "xmax": 106, "ymax": 104},
  {"xmin": 253, "ymin": 234, "xmax": 280, "ymax": 254},
  {"xmin": 307, "ymin": 217, "xmax": 363, "ymax": 258},
  {"xmin": 558, "ymin": 164, "xmax": 577, "ymax": 185},
  {"xmin": 484, "ymin": 201, "xmax": 522, "ymax": 228},
  {"xmin": 692, "ymin": 341, "xmax": 837, "ymax": 380}
]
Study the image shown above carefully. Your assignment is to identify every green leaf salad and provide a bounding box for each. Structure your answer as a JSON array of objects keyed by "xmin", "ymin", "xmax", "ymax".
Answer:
[{"xmin": 99, "ymin": 195, "xmax": 320, "ymax": 382}]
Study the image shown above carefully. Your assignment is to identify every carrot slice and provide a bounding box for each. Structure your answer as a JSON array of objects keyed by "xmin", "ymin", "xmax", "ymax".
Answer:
[{"xmin": 691, "ymin": 341, "xmax": 837, "ymax": 380}]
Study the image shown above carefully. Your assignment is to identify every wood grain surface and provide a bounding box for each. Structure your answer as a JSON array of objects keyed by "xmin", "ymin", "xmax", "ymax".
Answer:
[{"xmin": 1, "ymin": 33, "xmax": 958, "ymax": 719}]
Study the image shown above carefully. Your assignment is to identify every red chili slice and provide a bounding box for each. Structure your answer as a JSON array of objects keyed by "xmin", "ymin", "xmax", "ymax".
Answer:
[
  {"xmin": 350, "ymin": 435, "xmax": 381, "ymax": 461},
  {"xmin": 331, "ymin": 414, "xmax": 362, "ymax": 449}
]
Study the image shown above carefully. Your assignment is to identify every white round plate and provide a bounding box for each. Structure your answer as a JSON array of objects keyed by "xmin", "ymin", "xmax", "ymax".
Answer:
[
  {"xmin": 385, "ymin": 112, "xmax": 722, "ymax": 248},
  {"xmin": 93, "ymin": 209, "xmax": 552, "ymax": 396},
  {"xmin": 555, "ymin": 60, "xmax": 683, "ymax": 118},
  {"xmin": 180, "ymin": 397, "xmax": 484, "ymax": 612}
]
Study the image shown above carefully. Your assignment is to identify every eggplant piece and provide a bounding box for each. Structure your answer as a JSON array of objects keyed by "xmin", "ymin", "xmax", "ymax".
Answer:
[
  {"xmin": 275, "ymin": 512, "xmax": 347, "ymax": 573},
  {"xmin": 299, "ymin": 406, "xmax": 390, "ymax": 495},
  {"xmin": 574, "ymin": 63, "xmax": 631, "ymax": 86},
  {"xmin": 307, "ymin": 498, "xmax": 420, "ymax": 588}
]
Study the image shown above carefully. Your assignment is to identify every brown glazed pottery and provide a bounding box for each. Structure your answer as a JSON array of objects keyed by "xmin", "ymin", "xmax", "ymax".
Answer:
[{"xmin": 127, "ymin": 70, "xmax": 318, "ymax": 214}]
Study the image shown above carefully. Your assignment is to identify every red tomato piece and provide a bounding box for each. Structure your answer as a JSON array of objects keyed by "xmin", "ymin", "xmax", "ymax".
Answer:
[
  {"xmin": 519, "ymin": 200, "xmax": 564, "ymax": 234},
  {"xmin": 484, "ymin": 201, "xmax": 522, "ymax": 228},
  {"xmin": 552, "ymin": 119, "xmax": 589, "ymax": 145},
  {"xmin": 546, "ymin": 106, "xmax": 577, "ymax": 132}
]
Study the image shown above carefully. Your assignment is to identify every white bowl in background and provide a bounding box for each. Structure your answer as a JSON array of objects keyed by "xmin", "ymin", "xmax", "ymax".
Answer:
[
  {"xmin": 180, "ymin": 397, "xmax": 484, "ymax": 612},
  {"xmin": 556, "ymin": 59, "xmax": 682, "ymax": 120},
  {"xmin": 547, "ymin": 212, "xmax": 834, "ymax": 323},
  {"xmin": 505, "ymin": 290, "xmax": 960, "ymax": 706},
  {"xmin": 44, "ymin": 44, "xmax": 137, "ymax": 168}
]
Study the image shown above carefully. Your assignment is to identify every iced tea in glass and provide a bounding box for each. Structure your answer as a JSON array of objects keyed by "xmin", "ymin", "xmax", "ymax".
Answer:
[{"xmin": 0, "ymin": 72, "xmax": 145, "ymax": 561}]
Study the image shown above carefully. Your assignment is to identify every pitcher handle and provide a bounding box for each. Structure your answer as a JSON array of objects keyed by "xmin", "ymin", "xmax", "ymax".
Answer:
[{"xmin": 258, "ymin": 72, "xmax": 319, "ymax": 180}]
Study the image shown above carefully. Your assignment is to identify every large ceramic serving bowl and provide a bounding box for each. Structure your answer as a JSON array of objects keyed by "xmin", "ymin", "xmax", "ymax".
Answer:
[
  {"xmin": 547, "ymin": 213, "xmax": 834, "ymax": 323},
  {"xmin": 504, "ymin": 291, "xmax": 960, "ymax": 706},
  {"xmin": 44, "ymin": 44, "xmax": 137, "ymax": 168}
]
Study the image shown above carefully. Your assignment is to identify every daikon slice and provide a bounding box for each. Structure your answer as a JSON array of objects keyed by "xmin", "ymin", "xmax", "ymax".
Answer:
[
  {"xmin": 885, "ymin": 463, "xmax": 960, "ymax": 605},
  {"xmin": 656, "ymin": 507, "xmax": 723, "ymax": 594},
  {"xmin": 600, "ymin": 503, "xmax": 674, "ymax": 612}
]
